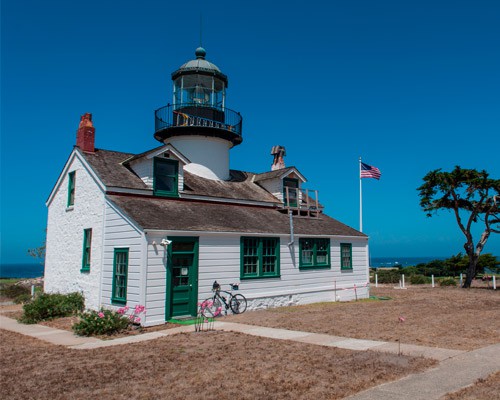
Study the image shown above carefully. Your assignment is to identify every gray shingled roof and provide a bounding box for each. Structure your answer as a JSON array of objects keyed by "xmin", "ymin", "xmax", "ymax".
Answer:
[
  {"xmin": 81, "ymin": 148, "xmax": 280, "ymax": 203},
  {"xmin": 183, "ymin": 170, "xmax": 278, "ymax": 203},
  {"xmin": 253, "ymin": 167, "xmax": 296, "ymax": 182},
  {"xmin": 81, "ymin": 148, "xmax": 364, "ymax": 237},
  {"xmin": 108, "ymin": 195, "xmax": 366, "ymax": 237},
  {"xmin": 80, "ymin": 149, "xmax": 148, "ymax": 190}
]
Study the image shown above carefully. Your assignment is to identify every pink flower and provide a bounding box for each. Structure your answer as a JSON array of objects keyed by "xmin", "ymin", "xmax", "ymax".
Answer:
[
  {"xmin": 117, "ymin": 307, "xmax": 126, "ymax": 315},
  {"xmin": 98, "ymin": 312, "xmax": 105, "ymax": 318},
  {"xmin": 134, "ymin": 305, "xmax": 146, "ymax": 314},
  {"xmin": 134, "ymin": 317, "xmax": 141, "ymax": 323},
  {"xmin": 399, "ymin": 316, "xmax": 406, "ymax": 323},
  {"xmin": 129, "ymin": 315, "xmax": 135, "ymax": 321}
]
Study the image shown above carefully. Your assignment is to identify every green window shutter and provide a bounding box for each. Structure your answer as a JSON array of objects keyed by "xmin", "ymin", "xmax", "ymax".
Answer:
[
  {"xmin": 67, "ymin": 171, "xmax": 76, "ymax": 207},
  {"xmin": 81, "ymin": 228, "xmax": 92, "ymax": 272},
  {"xmin": 299, "ymin": 238, "xmax": 331, "ymax": 270},
  {"xmin": 241, "ymin": 237, "xmax": 280, "ymax": 279},
  {"xmin": 340, "ymin": 243, "xmax": 353, "ymax": 270},
  {"xmin": 112, "ymin": 248, "xmax": 129, "ymax": 305},
  {"xmin": 153, "ymin": 158, "xmax": 179, "ymax": 197}
]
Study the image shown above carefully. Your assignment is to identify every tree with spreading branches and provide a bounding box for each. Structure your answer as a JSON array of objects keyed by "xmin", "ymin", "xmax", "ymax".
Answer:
[{"xmin": 417, "ymin": 166, "xmax": 499, "ymax": 288}]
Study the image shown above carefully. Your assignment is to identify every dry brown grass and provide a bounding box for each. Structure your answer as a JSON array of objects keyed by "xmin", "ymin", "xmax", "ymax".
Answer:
[
  {"xmin": 1, "ymin": 286, "xmax": 498, "ymax": 399},
  {"xmin": 225, "ymin": 286, "xmax": 500, "ymax": 350},
  {"xmin": 0, "ymin": 329, "xmax": 435, "ymax": 400},
  {"xmin": 442, "ymin": 371, "xmax": 500, "ymax": 400}
]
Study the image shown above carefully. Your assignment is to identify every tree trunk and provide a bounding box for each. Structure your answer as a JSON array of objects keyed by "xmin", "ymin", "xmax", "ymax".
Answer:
[{"xmin": 463, "ymin": 253, "xmax": 479, "ymax": 288}]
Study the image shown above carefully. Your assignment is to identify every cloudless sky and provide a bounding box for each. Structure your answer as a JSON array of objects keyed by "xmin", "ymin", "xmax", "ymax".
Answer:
[{"xmin": 1, "ymin": 0, "xmax": 499, "ymax": 263}]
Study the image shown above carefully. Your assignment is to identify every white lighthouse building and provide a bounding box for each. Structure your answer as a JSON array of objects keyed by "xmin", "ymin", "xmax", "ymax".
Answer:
[{"xmin": 44, "ymin": 47, "xmax": 369, "ymax": 326}]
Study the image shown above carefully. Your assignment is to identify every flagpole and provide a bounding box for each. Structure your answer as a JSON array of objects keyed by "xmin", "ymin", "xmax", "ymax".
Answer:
[{"xmin": 359, "ymin": 157, "xmax": 363, "ymax": 232}]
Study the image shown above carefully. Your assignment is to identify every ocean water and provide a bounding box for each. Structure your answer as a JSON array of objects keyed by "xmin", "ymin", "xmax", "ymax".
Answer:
[
  {"xmin": 370, "ymin": 256, "xmax": 445, "ymax": 268},
  {"xmin": 0, "ymin": 263, "xmax": 44, "ymax": 278},
  {"xmin": 0, "ymin": 258, "xmax": 445, "ymax": 277}
]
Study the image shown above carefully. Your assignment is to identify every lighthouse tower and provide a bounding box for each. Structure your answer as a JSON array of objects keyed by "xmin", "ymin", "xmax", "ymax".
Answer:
[{"xmin": 154, "ymin": 47, "xmax": 243, "ymax": 181}]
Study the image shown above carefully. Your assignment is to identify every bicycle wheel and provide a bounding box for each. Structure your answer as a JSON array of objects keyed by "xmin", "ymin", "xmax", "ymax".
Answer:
[
  {"xmin": 200, "ymin": 297, "xmax": 222, "ymax": 318},
  {"xmin": 230, "ymin": 294, "xmax": 247, "ymax": 314}
]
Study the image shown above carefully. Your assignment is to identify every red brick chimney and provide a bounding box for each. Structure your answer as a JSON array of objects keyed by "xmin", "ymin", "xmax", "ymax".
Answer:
[{"xmin": 76, "ymin": 113, "xmax": 95, "ymax": 153}]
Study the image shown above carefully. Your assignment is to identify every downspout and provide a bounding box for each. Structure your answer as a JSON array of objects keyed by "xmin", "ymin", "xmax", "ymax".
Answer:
[
  {"xmin": 288, "ymin": 210, "xmax": 294, "ymax": 247},
  {"xmin": 98, "ymin": 200, "xmax": 107, "ymax": 309}
]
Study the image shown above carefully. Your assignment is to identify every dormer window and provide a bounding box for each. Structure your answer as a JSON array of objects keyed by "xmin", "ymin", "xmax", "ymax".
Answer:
[
  {"xmin": 283, "ymin": 178, "xmax": 299, "ymax": 207},
  {"xmin": 153, "ymin": 157, "xmax": 179, "ymax": 197}
]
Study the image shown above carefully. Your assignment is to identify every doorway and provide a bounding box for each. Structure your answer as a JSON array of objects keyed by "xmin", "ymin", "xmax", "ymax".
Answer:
[{"xmin": 166, "ymin": 237, "xmax": 199, "ymax": 319}]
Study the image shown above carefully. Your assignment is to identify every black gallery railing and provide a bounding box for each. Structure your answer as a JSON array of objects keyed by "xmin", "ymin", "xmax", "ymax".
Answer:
[{"xmin": 154, "ymin": 103, "xmax": 243, "ymax": 137}]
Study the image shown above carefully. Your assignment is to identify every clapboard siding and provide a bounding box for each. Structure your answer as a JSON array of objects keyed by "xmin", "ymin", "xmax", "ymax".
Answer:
[
  {"xmin": 101, "ymin": 201, "xmax": 145, "ymax": 315},
  {"xmin": 194, "ymin": 234, "xmax": 369, "ymax": 309},
  {"xmin": 143, "ymin": 234, "xmax": 168, "ymax": 326}
]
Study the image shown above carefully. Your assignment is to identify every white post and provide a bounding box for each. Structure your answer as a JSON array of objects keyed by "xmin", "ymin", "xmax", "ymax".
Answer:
[
  {"xmin": 493, "ymin": 276, "xmax": 496, "ymax": 290},
  {"xmin": 334, "ymin": 280, "xmax": 337, "ymax": 301},
  {"xmin": 431, "ymin": 275, "xmax": 435, "ymax": 288},
  {"xmin": 375, "ymin": 273, "xmax": 378, "ymax": 287},
  {"xmin": 460, "ymin": 273, "xmax": 463, "ymax": 287},
  {"xmin": 359, "ymin": 157, "xmax": 363, "ymax": 232},
  {"xmin": 31, "ymin": 285, "xmax": 35, "ymax": 299},
  {"xmin": 402, "ymin": 274, "xmax": 405, "ymax": 288}
]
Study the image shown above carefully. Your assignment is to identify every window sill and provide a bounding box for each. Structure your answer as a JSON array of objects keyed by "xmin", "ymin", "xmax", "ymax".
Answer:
[
  {"xmin": 240, "ymin": 275, "xmax": 281, "ymax": 280},
  {"xmin": 66, "ymin": 206, "xmax": 74, "ymax": 212},
  {"xmin": 341, "ymin": 268, "xmax": 353, "ymax": 272},
  {"xmin": 111, "ymin": 299, "xmax": 127, "ymax": 306},
  {"xmin": 80, "ymin": 268, "xmax": 90, "ymax": 273},
  {"xmin": 153, "ymin": 191, "xmax": 179, "ymax": 198},
  {"xmin": 299, "ymin": 265, "xmax": 331, "ymax": 270}
]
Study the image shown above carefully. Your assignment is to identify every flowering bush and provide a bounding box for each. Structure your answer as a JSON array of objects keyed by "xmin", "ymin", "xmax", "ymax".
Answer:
[
  {"xmin": 72, "ymin": 305, "xmax": 146, "ymax": 336},
  {"xmin": 116, "ymin": 305, "xmax": 146, "ymax": 324},
  {"xmin": 199, "ymin": 299, "xmax": 222, "ymax": 318}
]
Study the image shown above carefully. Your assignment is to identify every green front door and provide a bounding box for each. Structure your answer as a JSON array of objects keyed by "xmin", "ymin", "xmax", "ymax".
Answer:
[{"xmin": 166, "ymin": 237, "xmax": 199, "ymax": 319}]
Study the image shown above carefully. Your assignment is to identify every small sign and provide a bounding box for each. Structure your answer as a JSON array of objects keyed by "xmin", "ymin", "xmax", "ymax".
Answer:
[{"xmin": 181, "ymin": 267, "xmax": 188, "ymax": 276}]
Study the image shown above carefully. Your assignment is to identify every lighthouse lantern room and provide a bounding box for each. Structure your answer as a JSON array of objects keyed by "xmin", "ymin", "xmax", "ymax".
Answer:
[{"xmin": 154, "ymin": 47, "xmax": 243, "ymax": 181}]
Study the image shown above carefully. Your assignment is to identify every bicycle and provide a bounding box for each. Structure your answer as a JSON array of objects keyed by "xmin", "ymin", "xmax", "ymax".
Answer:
[{"xmin": 200, "ymin": 281, "xmax": 247, "ymax": 317}]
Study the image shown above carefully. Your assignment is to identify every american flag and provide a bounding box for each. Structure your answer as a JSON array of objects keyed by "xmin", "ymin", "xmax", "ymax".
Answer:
[{"xmin": 360, "ymin": 162, "xmax": 381, "ymax": 180}]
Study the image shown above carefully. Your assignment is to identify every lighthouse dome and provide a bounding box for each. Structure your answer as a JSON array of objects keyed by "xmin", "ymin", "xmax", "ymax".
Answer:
[{"xmin": 172, "ymin": 47, "xmax": 228, "ymax": 85}]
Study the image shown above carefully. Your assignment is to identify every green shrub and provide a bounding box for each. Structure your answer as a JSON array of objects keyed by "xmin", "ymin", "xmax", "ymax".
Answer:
[
  {"xmin": 409, "ymin": 274, "xmax": 429, "ymax": 285},
  {"xmin": 73, "ymin": 309, "xmax": 130, "ymax": 336},
  {"xmin": 14, "ymin": 293, "xmax": 33, "ymax": 304},
  {"xmin": 439, "ymin": 277, "xmax": 457, "ymax": 287},
  {"xmin": 0, "ymin": 283, "xmax": 30, "ymax": 301},
  {"xmin": 20, "ymin": 292, "xmax": 85, "ymax": 324},
  {"xmin": 375, "ymin": 269, "xmax": 401, "ymax": 284}
]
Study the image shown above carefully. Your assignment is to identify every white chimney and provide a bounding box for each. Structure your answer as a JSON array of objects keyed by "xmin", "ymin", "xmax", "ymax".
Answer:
[{"xmin": 271, "ymin": 145, "xmax": 286, "ymax": 171}]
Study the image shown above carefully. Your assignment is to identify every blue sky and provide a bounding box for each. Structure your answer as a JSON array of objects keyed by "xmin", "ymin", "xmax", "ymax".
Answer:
[{"xmin": 1, "ymin": 0, "xmax": 499, "ymax": 263}]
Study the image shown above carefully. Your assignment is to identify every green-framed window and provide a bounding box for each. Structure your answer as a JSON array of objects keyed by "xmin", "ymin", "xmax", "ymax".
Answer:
[
  {"xmin": 299, "ymin": 238, "xmax": 331, "ymax": 269},
  {"xmin": 111, "ymin": 248, "xmax": 129, "ymax": 305},
  {"xmin": 241, "ymin": 237, "xmax": 280, "ymax": 279},
  {"xmin": 340, "ymin": 243, "xmax": 353, "ymax": 270},
  {"xmin": 153, "ymin": 158, "xmax": 178, "ymax": 197},
  {"xmin": 283, "ymin": 178, "xmax": 299, "ymax": 207},
  {"xmin": 67, "ymin": 171, "xmax": 76, "ymax": 207},
  {"xmin": 81, "ymin": 228, "xmax": 92, "ymax": 272}
]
